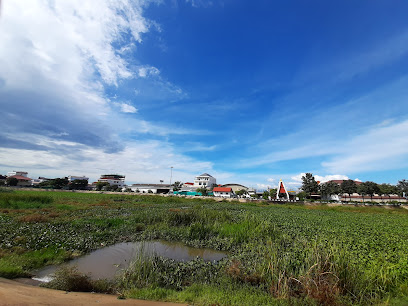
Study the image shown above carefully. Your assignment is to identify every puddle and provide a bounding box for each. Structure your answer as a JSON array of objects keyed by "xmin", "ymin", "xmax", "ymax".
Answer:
[{"xmin": 32, "ymin": 240, "xmax": 227, "ymax": 282}]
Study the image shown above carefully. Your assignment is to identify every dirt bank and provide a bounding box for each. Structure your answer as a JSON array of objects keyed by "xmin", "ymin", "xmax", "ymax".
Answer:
[{"xmin": 0, "ymin": 278, "xmax": 184, "ymax": 306}]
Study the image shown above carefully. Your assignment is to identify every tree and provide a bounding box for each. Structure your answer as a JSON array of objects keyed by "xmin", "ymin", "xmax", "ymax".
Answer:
[
  {"xmin": 269, "ymin": 188, "xmax": 277, "ymax": 199},
  {"xmin": 357, "ymin": 184, "xmax": 367, "ymax": 203},
  {"xmin": 363, "ymin": 181, "xmax": 379, "ymax": 202},
  {"xmin": 320, "ymin": 181, "xmax": 340, "ymax": 201},
  {"xmin": 262, "ymin": 190, "xmax": 270, "ymax": 200},
  {"xmin": 379, "ymin": 183, "xmax": 398, "ymax": 202},
  {"xmin": 341, "ymin": 180, "xmax": 357, "ymax": 202},
  {"xmin": 39, "ymin": 177, "xmax": 69, "ymax": 189},
  {"xmin": 196, "ymin": 188, "xmax": 208, "ymax": 196},
  {"xmin": 235, "ymin": 189, "xmax": 247, "ymax": 197},
  {"xmin": 69, "ymin": 179, "xmax": 88, "ymax": 190},
  {"xmin": 301, "ymin": 173, "xmax": 319, "ymax": 198},
  {"xmin": 297, "ymin": 191, "xmax": 307, "ymax": 201},
  {"xmin": 397, "ymin": 179, "xmax": 408, "ymax": 197},
  {"xmin": 107, "ymin": 185, "xmax": 120, "ymax": 192},
  {"xmin": 173, "ymin": 181, "xmax": 183, "ymax": 191},
  {"xmin": 6, "ymin": 177, "xmax": 18, "ymax": 186},
  {"xmin": 96, "ymin": 182, "xmax": 109, "ymax": 191},
  {"xmin": 358, "ymin": 181, "xmax": 379, "ymax": 203}
]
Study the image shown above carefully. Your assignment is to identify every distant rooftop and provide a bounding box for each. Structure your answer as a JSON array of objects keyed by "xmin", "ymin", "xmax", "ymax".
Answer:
[
  {"xmin": 327, "ymin": 180, "xmax": 363, "ymax": 185},
  {"xmin": 9, "ymin": 175, "xmax": 32, "ymax": 181},
  {"xmin": 198, "ymin": 173, "xmax": 213, "ymax": 177},
  {"xmin": 213, "ymin": 187, "xmax": 232, "ymax": 192},
  {"xmin": 100, "ymin": 174, "xmax": 125, "ymax": 179}
]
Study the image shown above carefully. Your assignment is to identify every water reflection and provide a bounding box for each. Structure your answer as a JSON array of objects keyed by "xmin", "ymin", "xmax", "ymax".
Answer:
[{"xmin": 32, "ymin": 240, "xmax": 227, "ymax": 281}]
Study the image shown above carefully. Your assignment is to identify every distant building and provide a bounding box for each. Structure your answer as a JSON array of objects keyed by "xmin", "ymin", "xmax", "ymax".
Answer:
[
  {"xmin": 98, "ymin": 174, "xmax": 125, "ymax": 187},
  {"xmin": 327, "ymin": 180, "xmax": 363, "ymax": 186},
  {"xmin": 221, "ymin": 183, "xmax": 248, "ymax": 193},
  {"xmin": 68, "ymin": 175, "xmax": 89, "ymax": 182},
  {"xmin": 193, "ymin": 173, "xmax": 216, "ymax": 188},
  {"xmin": 0, "ymin": 175, "xmax": 7, "ymax": 185},
  {"xmin": 213, "ymin": 187, "xmax": 234, "ymax": 198},
  {"xmin": 247, "ymin": 188, "xmax": 256, "ymax": 197},
  {"xmin": 7, "ymin": 171, "xmax": 28, "ymax": 177},
  {"xmin": 7, "ymin": 175, "xmax": 32, "ymax": 186},
  {"xmin": 129, "ymin": 184, "xmax": 171, "ymax": 194},
  {"xmin": 31, "ymin": 177, "xmax": 52, "ymax": 186},
  {"xmin": 320, "ymin": 180, "xmax": 407, "ymax": 203}
]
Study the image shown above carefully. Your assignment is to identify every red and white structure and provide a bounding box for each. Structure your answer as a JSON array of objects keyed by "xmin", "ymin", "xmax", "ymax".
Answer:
[
  {"xmin": 213, "ymin": 187, "xmax": 234, "ymax": 198},
  {"xmin": 276, "ymin": 179, "xmax": 289, "ymax": 200}
]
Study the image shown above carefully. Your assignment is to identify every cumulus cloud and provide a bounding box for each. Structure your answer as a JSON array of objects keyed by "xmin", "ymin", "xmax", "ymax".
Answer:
[
  {"xmin": 322, "ymin": 120, "xmax": 408, "ymax": 173},
  {"xmin": 0, "ymin": 0, "xmax": 153, "ymax": 150},
  {"xmin": 0, "ymin": 136, "xmax": 215, "ymax": 184},
  {"xmin": 113, "ymin": 102, "xmax": 138, "ymax": 113},
  {"xmin": 120, "ymin": 104, "xmax": 138, "ymax": 113},
  {"xmin": 0, "ymin": 0, "xmax": 210, "ymax": 183},
  {"xmin": 286, "ymin": 173, "xmax": 349, "ymax": 189}
]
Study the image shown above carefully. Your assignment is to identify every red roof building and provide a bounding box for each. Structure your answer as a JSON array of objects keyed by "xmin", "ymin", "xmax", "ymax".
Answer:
[
  {"xmin": 328, "ymin": 180, "xmax": 363, "ymax": 185},
  {"xmin": 8, "ymin": 175, "xmax": 32, "ymax": 186},
  {"xmin": 213, "ymin": 187, "xmax": 232, "ymax": 192},
  {"xmin": 213, "ymin": 187, "xmax": 233, "ymax": 198}
]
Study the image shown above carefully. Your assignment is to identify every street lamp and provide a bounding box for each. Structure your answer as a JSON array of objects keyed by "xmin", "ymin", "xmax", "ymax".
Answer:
[{"xmin": 169, "ymin": 166, "xmax": 173, "ymax": 189}]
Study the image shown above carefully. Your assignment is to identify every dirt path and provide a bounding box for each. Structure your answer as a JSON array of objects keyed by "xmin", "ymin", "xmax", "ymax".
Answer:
[{"xmin": 0, "ymin": 278, "xmax": 184, "ymax": 306}]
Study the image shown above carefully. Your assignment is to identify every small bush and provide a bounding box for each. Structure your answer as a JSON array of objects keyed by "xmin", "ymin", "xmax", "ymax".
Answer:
[
  {"xmin": 44, "ymin": 266, "xmax": 115, "ymax": 293},
  {"xmin": 18, "ymin": 214, "xmax": 49, "ymax": 223}
]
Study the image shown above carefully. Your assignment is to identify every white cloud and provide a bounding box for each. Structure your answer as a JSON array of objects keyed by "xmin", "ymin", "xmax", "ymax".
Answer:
[
  {"xmin": 287, "ymin": 172, "xmax": 349, "ymax": 188},
  {"xmin": 322, "ymin": 120, "xmax": 408, "ymax": 173},
  {"xmin": 113, "ymin": 102, "xmax": 138, "ymax": 113},
  {"xmin": 0, "ymin": 137, "xmax": 216, "ymax": 184},
  {"xmin": 256, "ymin": 184, "xmax": 271, "ymax": 190},
  {"xmin": 185, "ymin": 0, "xmax": 214, "ymax": 8},
  {"xmin": 137, "ymin": 66, "xmax": 160, "ymax": 78},
  {"xmin": 120, "ymin": 104, "xmax": 138, "ymax": 113}
]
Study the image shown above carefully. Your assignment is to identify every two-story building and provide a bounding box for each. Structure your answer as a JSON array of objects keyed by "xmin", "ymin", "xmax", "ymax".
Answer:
[
  {"xmin": 98, "ymin": 174, "xmax": 125, "ymax": 187},
  {"xmin": 193, "ymin": 173, "xmax": 216, "ymax": 189}
]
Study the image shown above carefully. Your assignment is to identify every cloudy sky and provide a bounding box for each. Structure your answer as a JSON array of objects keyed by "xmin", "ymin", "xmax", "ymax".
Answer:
[{"xmin": 1, "ymin": 0, "xmax": 408, "ymax": 189}]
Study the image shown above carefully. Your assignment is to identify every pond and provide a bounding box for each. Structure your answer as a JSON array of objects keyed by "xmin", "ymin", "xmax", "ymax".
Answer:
[{"xmin": 32, "ymin": 240, "xmax": 227, "ymax": 282}]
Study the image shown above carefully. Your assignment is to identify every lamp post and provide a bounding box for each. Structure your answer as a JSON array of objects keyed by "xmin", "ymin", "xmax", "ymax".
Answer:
[{"xmin": 169, "ymin": 167, "xmax": 173, "ymax": 191}]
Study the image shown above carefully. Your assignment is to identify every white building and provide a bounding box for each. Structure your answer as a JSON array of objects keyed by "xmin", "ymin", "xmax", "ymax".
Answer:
[
  {"xmin": 129, "ymin": 184, "xmax": 171, "ymax": 194},
  {"xmin": 68, "ymin": 175, "xmax": 89, "ymax": 182},
  {"xmin": 31, "ymin": 177, "xmax": 51, "ymax": 186},
  {"xmin": 98, "ymin": 174, "xmax": 125, "ymax": 187},
  {"xmin": 213, "ymin": 187, "xmax": 234, "ymax": 198},
  {"xmin": 193, "ymin": 173, "xmax": 216, "ymax": 188},
  {"xmin": 7, "ymin": 171, "xmax": 28, "ymax": 177}
]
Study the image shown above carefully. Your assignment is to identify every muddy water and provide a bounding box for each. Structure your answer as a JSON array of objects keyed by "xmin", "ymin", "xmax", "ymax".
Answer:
[{"xmin": 32, "ymin": 240, "xmax": 227, "ymax": 281}]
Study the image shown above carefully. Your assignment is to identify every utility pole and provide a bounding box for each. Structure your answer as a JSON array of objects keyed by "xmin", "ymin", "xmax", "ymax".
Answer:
[{"xmin": 169, "ymin": 166, "xmax": 173, "ymax": 190}]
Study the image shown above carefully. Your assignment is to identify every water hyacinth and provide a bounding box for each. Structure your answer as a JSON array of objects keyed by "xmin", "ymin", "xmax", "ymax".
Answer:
[{"xmin": 0, "ymin": 190, "xmax": 408, "ymax": 304}]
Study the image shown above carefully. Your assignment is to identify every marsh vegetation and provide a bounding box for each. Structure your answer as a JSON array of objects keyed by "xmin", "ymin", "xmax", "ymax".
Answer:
[{"xmin": 1, "ymin": 190, "xmax": 408, "ymax": 305}]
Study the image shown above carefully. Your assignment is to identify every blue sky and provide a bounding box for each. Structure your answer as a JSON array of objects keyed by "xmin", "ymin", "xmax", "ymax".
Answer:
[{"xmin": 1, "ymin": 0, "xmax": 408, "ymax": 189}]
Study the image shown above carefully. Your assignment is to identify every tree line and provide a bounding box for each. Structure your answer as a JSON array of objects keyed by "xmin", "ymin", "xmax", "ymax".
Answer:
[{"xmin": 300, "ymin": 173, "xmax": 408, "ymax": 201}]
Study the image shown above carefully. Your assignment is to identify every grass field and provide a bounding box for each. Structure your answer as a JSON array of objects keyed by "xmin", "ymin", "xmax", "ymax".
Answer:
[{"xmin": 0, "ymin": 189, "xmax": 408, "ymax": 305}]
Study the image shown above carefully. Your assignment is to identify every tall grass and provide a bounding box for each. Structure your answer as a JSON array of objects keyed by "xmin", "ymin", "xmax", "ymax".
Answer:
[
  {"xmin": 0, "ymin": 193, "xmax": 53, "ymax": 209},
  {"xmin": 1, "ymin": 190, "xmax": 408, "ymax": 304},
  {"xmin": 119, "ymin": 245, "xmax": 222, "ymax": 291}
]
